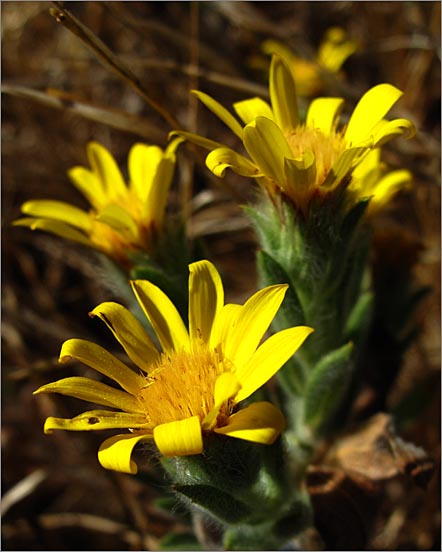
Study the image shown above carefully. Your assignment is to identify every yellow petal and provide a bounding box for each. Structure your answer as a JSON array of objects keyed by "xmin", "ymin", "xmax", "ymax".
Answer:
[
  {"xmin": 44, "ymin": 410, "xmax": 150, "ymax": 433},
  {"xmin": 214, "ymin": 402, "xmax": 285, "ymax": 445},
  {"xmin": 233, "ymin": 97, "xmax": 274, "ymax": 125},
  {"xmin": 188, "ymin": 260, "xmax": 224, "ymax": 343},
  {"xmin": 153, "ymin": 416, "xmax": 203, "ymax": 456},
  {"xmin": 372, "ymin": 118, "xmax": 416, "ymax": 147},
  {"xmin": 283, "ymin": 151, "xmax": 316, "ymax": 203},
  {"xmin": 352, "ymin": 148, "xmax": 381, "ymax": 179},
  {"xmin": 209, "ymin": 303, "xmax": 243, "ymax": 352},
  {"xmin": 34, "ymin": 376, "xmax": 144, "ymax": 413},
  {"xmin": 368, "ymin": 169, "xmax": 412, "ymax": 213},
  {"xmin": 234, "ymin": 326, "xmax": 314, "ymax": 403},
  {"xmin": 128, "ymin": 143, "xmax": 163, "ymax": 202},
  {"xmin": 98, "ymin": 433, "xmax": 153, "ymax": 474},
  {"xmin": 243, "ymin": 117, "xmax": 293, "ymax": 184},
  {"xmin": 324, "ymin": 146, "xmax": 370, "ymax": 189},
  {"xmin": 87, "ymin": 142, "xmax": 127, "ymax": 200},
  {"xmin": 89, "ymin": 302, "xmax": 160, "ymax": 371},
  {"xmin": 202, "ymin": 372, "xmax": 241, "ymax": 430},
  {"xmin": 223, "ymin": 284, "xmax": 288, "ymax": 368},
  {"xmin": 262, "ymin": 39, "xmax": 296, "ymax": 65},
  {"xmin": 142, "ymin": 155, "xmax": 175, "ymax": 226},
  {"xmin": 206, "ymin": 148, "xmax": 261, "ymax": 178},
  {"xmin": 317, "ymin": 27, "xmax": 358, "ymax": 73},
  {"xmin": 68, "ymin": 166, "xmax": 106, "ymax": 209},
  {"xmin": 168, "ymin": 130, "xmax": 224, "ymax": 151},
  {"xmin": 94, "ymin": 204, "xmax": 139, "ymax": 242},
  {"xmin": 191, "ymin": 90, "xmax": 243, "ymax": 139},
  {"xmin": 20, "ymin": 200, "xmax": 92, "ymax": 232},
  {"xmin": 130, "ymin": 280, "xmax": 189, "ymax": 355},
  {"xmin": 269, "ymin": 55, "xmax": 299, "ymax": 133},
  {"xmin": 306, "ymin": 97, "xmax": 344, "ymax": 135},
  {"xmin": 12, "ymin": 218, "xmax": 91, "ymax": 247},
  {"xmin": 345, "ymin": 84, "xmax": 404, "ymax": 146},
  {"xmin": 59, "ymin": 339, "xmax": 145, "ymax": 395}
]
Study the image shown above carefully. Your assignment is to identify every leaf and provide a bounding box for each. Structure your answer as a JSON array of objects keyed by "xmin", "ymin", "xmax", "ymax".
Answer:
[
  {"xmin": 174, "ymin": 485, "xmax": 252, "ymax": 524},
  {"xmin": 304, "ymin": 342, "xmax": 354, "ymax": 432},
  {"xmin": 257, "ymin": 251, "xmax": 305, "ymax": 329}
]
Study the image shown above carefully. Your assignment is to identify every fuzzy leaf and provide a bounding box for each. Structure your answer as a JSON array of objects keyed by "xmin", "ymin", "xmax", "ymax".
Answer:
[
  {"xmin": 175, "ymin": 484, "xmax": 252, "ymax": 524},
  {"xmin": 304, "ymin": 342, "xmax": 354, "ymax": 432}
]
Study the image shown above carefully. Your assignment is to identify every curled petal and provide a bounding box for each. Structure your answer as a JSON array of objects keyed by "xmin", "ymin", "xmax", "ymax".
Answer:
[
  {"xmin": 153, "ymin": 416, "xmax": 203, "ymax": 456},
  {"xmin": 215, "ymin": 402, "xmax": 285, "ymax": 445},
  {"xmin": 206, "ymin": 148, "xmax": 261, "ymax": 178},
  {"xmin": 372, "ymin": 118, "xmax": 416, "ymax": 147},
  {"xmin": 98, "ymin": 433, "xmax": 153, "ymax": 474},
  {"xmin": 168, "ymin": 130, "xmax": 224, "ymax": 151}
]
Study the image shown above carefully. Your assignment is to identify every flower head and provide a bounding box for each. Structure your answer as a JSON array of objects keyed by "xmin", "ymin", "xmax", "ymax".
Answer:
[
  {"xmin": 14, "ymin": 139, "xmax": 181, "ymax": 268},
  {"xmin": 173, "ymin": 56, "xmax": 415, "ymax": 217},
  {"xmin": 34, "ymin": 260, "xmax": 313, "ymax": 473},
  {"xmin": 262, "ymin": 27, "xmax": 358, "ymax": 96}
]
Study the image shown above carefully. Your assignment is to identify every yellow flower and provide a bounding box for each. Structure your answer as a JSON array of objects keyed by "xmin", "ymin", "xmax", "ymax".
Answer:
[
  {"xmin": 13, "ymin": 140, "xmax": 181, "ymax": 268},
  {"xmin": 262, "ymin": 27, "xmax": 358, "ymax": 96},
  {"xmin": 173, "ymin": 56, "xmax": 415, "ymax": 216},
  {"xmin": 34, "ymin": 260, "xmax": 313, "ymax": 474}
]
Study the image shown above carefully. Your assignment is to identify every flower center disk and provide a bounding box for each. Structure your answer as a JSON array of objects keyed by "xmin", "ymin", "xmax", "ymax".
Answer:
[{"xmin": 138, "ymin": 343, "xmax": 226, "ymax": 426}]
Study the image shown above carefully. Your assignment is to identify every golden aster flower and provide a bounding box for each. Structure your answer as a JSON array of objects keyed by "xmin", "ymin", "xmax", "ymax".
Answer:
[
  {"xmin": 33, "ymin": 260, "xmax": 313, "ymax": 474},
  {"xmin": 14, "ymin": 139, "xmax": 181, "ymax": 269},
  {"xmin": 262, "ymin": 27, "xmax": 358, "ymax": 96},
  {"xmin": 173, "ymin": 55, "xmax": 415, "ymax": 217}
]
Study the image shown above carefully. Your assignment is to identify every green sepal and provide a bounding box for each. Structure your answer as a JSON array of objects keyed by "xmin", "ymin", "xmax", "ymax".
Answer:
[
  {"xmin": 303, "ymin": 342, "xmax": 354, "ymax": 433},
  {"xmin": 159, "ymin": 532, "xmax": 203, "ymax": 551},
  {"xmin": 174, "ymin": 484, "xmax": 252, "ymax": 524}
]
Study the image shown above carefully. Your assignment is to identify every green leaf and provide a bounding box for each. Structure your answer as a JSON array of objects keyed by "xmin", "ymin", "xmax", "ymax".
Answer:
[
  {"xmin": 344, "ymin": 291, "xmax": 374, "ymax": 345},
  {"xmin": 257, "ymin": 250, "xmax": 305, "ymax": 329},
  {"xmin": 304, "ymin": 342, "xmax": 354, "ymax": 432},
  {"xmin": 175, "ymin": 484, "xmax": 252, "ymax": 524}
]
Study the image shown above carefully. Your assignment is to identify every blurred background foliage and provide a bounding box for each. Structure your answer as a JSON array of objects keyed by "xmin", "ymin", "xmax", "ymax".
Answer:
[{"xmin": 2, "ymin": 2, "xmax": 440, "ymax": 550}]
